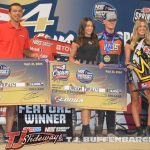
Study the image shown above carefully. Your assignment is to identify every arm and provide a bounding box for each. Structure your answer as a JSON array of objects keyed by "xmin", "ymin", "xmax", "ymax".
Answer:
[
  {"xmin": 125, "ymin": 43, "xmax": 131, "ymax": 65},
  {"xmin": 125, "ymin": 43, "xmax": 134, "ymax": 70},
  {"xmin": 23, "ymin": 50, "xmax": 39, "ymax": 58},
  {"xmin": 96, "ymin": 50, "xmax": 104, "ymax": 69},
  {"xmin": 97, "ymin": 34, "xmax": 105, "ymax": 69},
  {"xmin": 69, "ymin": 42, "xmax": 80, "ymax": 64}
]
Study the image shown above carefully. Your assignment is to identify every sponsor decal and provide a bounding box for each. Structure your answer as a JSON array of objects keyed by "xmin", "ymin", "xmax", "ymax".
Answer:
[
  {"xmin": 132, "ymin": 39, "xmax": 150, "ymax": 83},
  {"xmin": 45, "ymin": 127, "xmax": 70, "ymax": 132},
  {"xmin": 54, "ymin": 96, "xmax": 83, "ymax": 103},
  {"xmin": 133, "ymin": 8, "xmax": 150, "ymax": 23},
  {"xmin": 5, "ymin": 129, "xmax": 63, "ymax": 149},
  {"xmin": 0, "ymin": 65, "xmax": 10, "ymax": 79},
  {"xmin": 23, "ymin": 127, "xmax": 41, "ymax": 133},
  {"xmin": 52, "ymin": 65, "xmax": 69, "ymax": 81},
  {"xmin": 104, "ymin": 55, "xmax": 111, "ymax": 63},
  {"xmin": 76, "ymin": 69, "xmax": 93, "ymax": 84},
  {"xmin": 93, "ymin": 2, "xmax": 117, "ymax": 23}
]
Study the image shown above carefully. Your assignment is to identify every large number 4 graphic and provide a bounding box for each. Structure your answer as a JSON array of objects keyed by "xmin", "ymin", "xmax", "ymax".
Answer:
[{"xmin": 22, "ymin": 3, "xmax": 55, "ymax": 32}]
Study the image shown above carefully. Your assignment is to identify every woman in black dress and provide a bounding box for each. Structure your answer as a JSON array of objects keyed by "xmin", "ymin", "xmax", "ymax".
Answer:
[{"xmin": 69, "ymin": 17, "xmax": 99, "ymax": 137}]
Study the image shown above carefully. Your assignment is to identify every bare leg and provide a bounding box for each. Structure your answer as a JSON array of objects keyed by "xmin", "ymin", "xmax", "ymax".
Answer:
[
  {"xmin": 129, "ymin": 83, "xmax": 140, "ymax": 127},
  {"xmin": 144, "ymin": 90, "xmax": 150, "ymax": 126},
  {"xmin": 81, "ymin": 109, "xmax": 91, "ymax": 125},
  {"xmin": 5, "ymin": 106, "xmax": 16, "ymax": 133}
]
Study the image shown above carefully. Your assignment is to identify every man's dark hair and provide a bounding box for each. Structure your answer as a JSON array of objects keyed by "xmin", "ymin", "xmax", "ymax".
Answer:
[{"xmin": 9, "ymin": 3, "xmax": 23, "ymax": 12}]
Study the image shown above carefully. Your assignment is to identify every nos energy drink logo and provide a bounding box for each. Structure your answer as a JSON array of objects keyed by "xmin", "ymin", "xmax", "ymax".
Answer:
[
  {"xmin": 93, "ymin": 2, "xmax": 117, "ymax": 23},
  {"xmin": 0, "ymin": 65, "xmax": 10, "ymax": 79},
  {"xmin": 76, "ymin": 69, "xmax": 93, "ymax": 84}
]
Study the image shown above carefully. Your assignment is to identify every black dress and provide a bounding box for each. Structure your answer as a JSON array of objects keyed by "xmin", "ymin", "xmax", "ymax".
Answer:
[{"xmin": 75, "ymin": 37, "xmax": 98, "ymax": 65}]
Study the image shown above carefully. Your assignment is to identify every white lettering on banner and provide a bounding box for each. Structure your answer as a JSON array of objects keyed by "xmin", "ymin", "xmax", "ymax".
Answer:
[
  {"xmin": 66, "ymin": 137, "xmax": 150, "ymax": 142},
  {"xmin": 22, "ymin": 4, "xmax": 54, "ymax": 32},
  {"xmin": 45, "ymin": 127, "xmax": 70, "ymax": 132},
  {"xmin": 117, "ymin": 31, "xmax": 131, "ymax": 45},
  {"xmin": 18, "ymin": 105, "xmax": 71, "ymax": 114},
  {"xmin": 56, "ymin": 45, "xmax": 71, "ymax": 52},
  {"xmin": 134, "ymin": 11, "xmax": 150, "ymax": 22},
  {"xmin": 53, "ymin": 34, "xmax": 75, "ymax": 43},
  {"xmin": 45, "ymin": 127, "xmax": 56, "ymax": 132},
  {"xmin": 32, "ymin": 40, "xmax": 52, "ymax": 46},
  {"xmin": 25, "ymin": 114, "xmax": 66, "ymax": 124}
]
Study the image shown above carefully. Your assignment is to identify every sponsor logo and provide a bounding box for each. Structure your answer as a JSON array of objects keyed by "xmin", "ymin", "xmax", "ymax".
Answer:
[
  {"xmin": 45, "ymin": 127, "xmax": 70, "ymax": 132},
  {"xmin": 5, "ymin": 129, "xmax": 63, "ymax": 149},
  {"xmin": 143, "ymin": 45, "xmax": 150, "ymax": 56},
  {"xmin": 30, "ymin": 47, "xmax": 43, "ymax": 52},
  {"xmin": 132, "ymin": 39, "xmax": 150, "ymax": 83},
  {"xmin": 133, "ymin": 8, "xmax": 150, "ymax": 23},
  {"xmin": 93, "ymin": 2, "xmax": 117, "ymax": 23},
  {"xmin": 104, "ymin": 55, "xmax": 111, "ymax": 63},
  {"xmin": 0, "ymin": 65, "xmax": 10, "ymax": 79},
  {"xmin": 56, "ymin": 44, "xmax": 71, "ymax": 53},
  {"xmin": 23, "ymin": 127, "xmax": 41, "ymax": 133},
  {"xmin": 32, "ymin": 40, "xmax": 53, "ymax": 47},
  {"xmin": 52, "ymin": 65, "xmax": 69, "ymax": 80},
  {"xmin": 54, "ymin": 96, "xmax": 83, "ymax": 103},
  {"xmin": 76, "ymin": 69, "xmax": 93, "ymax": 84}
]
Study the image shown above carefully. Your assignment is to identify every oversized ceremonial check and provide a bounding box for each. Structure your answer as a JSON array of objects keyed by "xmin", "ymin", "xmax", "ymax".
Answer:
[
  {"xmin": 0, "ymin": 59, "xmax": 50, "ymax": 105},
  {"xmin": 50, "ymin": 62, "xmax": 127, "ymax": 111}
]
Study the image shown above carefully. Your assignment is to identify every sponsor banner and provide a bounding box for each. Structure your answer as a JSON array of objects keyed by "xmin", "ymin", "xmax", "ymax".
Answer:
[
  {"xmin": 133, "ymin": 7, "xmax": 150, "ymax": 23},
  {"xmin": 93, "ymin": 2, "xmax": 117, "ymax": 23},
  {"xmin": 0, "ymin": 59, "xmax": 50, "ymax": 105},
  {"xmin": 30, "ymin": 33, "xmax": 71, "ymax": 61},
  {"xmin": 18, "ymin": 105, "xmax": 73, "ymax": 143},
  {"xmin": 4, "ymin": 135, "xmax": 150, "ymax": 149},
  {"xmin": 50, "ymin": 62, "xmax": 127, "ymax": 111}
]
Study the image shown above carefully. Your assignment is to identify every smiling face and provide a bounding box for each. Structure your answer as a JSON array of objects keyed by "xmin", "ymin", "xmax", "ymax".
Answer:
[
  {"xmin": 137, "ymin": 21, "xmax": 147, "ymax": 37},
  {"xmin": 9, "ymin": 5, "xmax": 23, "ymax": 23},
  {"xmin": 84, "ymin": 20, "xmax": 94, "ymax": 37}
]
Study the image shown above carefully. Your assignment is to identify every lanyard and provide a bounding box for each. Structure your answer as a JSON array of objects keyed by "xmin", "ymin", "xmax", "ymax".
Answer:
[{"xmin": 104, "ymin": 33, "xmax": 116, "ymax": 54}]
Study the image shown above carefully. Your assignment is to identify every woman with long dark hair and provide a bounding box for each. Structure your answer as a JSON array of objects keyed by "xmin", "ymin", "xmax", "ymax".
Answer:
[{"xmin": 69, "ymin": 17, "xmax": 99, "ymax": 137}]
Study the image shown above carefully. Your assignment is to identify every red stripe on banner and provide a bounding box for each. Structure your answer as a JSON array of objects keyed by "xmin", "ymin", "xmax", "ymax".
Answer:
[{"xmin": 0, "ymin": 8, "xmax": 9, "ymax": 14}]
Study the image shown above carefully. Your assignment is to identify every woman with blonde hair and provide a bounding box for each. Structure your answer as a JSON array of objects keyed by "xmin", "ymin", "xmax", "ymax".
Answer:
[{"xmin": 125, "ymin": 19, "xmax": 150, "ymax": 136}]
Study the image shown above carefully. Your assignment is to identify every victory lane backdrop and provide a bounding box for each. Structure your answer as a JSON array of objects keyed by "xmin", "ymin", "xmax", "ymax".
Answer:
[{"xmin": 0, "ymin": 0, "xmax": 150, "ymax": 147}]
